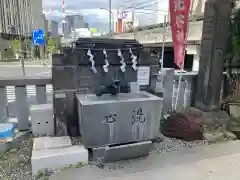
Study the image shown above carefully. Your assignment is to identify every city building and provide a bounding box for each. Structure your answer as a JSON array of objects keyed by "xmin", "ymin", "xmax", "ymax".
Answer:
[
  {"xmin": 73, "ymin": 15, "xmax": 85, "ymax": 29},
  {"xmin": 0, "ymin": 0, "xmax": 45, "ymax": 35},
  {"xmin": 84, "ymin": 22, "xmax": 89, "ymax": 28},
  {"xmin": 48, "ymin": 20, "xmax": 58, "ymax": 37},
  {"xmin": 0, "ymin": 0, "xmax": 33, "ymax": 35},
  {"xmin": 62, "ymin": 21, "xmax": 69, "ymax": 36},
  {"xmin": 114, "ymin": 11, "xmax": 139, "ymax": 33},
  {"xmin": 63, "ymin": 14, "xmax": 87, "ymax": 37},
  {"xmin": 0, "ymin": 0, "xmax": 46, "ymax": 59},
  {"xmin": 31, "ymin": 0, "xmax": 45, "ymax": 30}
]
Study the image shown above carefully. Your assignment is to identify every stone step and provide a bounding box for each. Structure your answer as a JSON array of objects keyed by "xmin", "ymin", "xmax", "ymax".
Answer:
[
  {"xmin": 33, "ymin": 136, "xmax": 72, "ymax": 150},
  {"xmin": 31, "ymin": 145, "xmax": 88, "ymax": 175}
]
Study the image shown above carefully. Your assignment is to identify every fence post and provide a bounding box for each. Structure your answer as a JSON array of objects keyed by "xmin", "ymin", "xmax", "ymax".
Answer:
[
  {"xmin": 36, "ymin": 85, "xmax": 47, "ymax": 104},
  {"xmin": 15, "ymin": 86, "xmax": 29, "ymax": 130},
  {"xmin": 184, "ymin": 76, "xmax": 193, "ymax": 109},
  {"xmin": 0, "ymin": 87, "xmax": 7, "ymax": 123}
]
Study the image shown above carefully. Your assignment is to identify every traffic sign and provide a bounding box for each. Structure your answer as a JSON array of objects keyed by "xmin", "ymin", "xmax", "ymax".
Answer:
[
  {"xmin": 32, "ymin": 29, "xmax": 45, "ymax": 46},
  {"xmin": 118, "ymin": 11, "xmax": 128, "ymax": 19}
]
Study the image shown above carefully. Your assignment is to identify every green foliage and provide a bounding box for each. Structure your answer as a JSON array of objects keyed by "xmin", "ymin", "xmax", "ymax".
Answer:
[
  {"xmin": 11, "ymin": 39, "xmax": 20, "ymax": 52},
  {"xmin": 232, "ymin": 8, "xmax": 240, "ymax": 60},
  {"xmin": 226, "ymin": 0, "xmax": 240, "ymax": 66},
  {"xmin": 47, "ymin": 37, "xmax": 61, "ymax": 53},
  {"xmin": 47, "ymin": 38, "xmax": 55, "ymax": 52}
]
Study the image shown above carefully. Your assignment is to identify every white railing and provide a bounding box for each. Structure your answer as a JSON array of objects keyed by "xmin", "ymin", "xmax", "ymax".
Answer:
[{"xmin": 0, "ymin": 76, "xmax": 52, "ymax": 130}]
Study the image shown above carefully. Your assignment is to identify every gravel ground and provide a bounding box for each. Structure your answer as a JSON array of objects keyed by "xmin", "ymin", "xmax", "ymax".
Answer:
[
  {"xmin": 151, "ymin": 134, "xmax": 209, "ymax": 153},
  {"xmin": 0, "ymin": 135, "xmax": 33, "ymax": 180},
  {"xmin": 0, "ymin": 134, "xmax": 211, "ymax": 180}
]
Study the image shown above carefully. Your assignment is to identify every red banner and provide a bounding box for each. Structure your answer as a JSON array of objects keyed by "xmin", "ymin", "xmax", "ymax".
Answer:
[
  {"xmin": 117, "ymin": 18, "xmax": 123, "ymax": 33},
  {"xmin": 169, "ymin": 0, "xmax": 190, "ymax": 69}
]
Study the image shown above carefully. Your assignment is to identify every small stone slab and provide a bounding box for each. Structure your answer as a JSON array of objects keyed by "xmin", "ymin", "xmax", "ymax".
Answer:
[
  {"xmin": 33, "ymin": 136, "xmax": 72, "ymax": 150},
  {"xmin": 91, "ymin": 140, "xmax": 152, "ymax": 162},
  {"xmin": 31, "ymin": 145, "xmax": 88, "ymax": 175}
]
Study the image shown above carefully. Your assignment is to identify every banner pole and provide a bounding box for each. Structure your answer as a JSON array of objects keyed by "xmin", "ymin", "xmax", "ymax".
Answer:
[
  {"xmin": 174, "ymin": 0, "xmax": 194, "ymax": 111},
  {"xmin": 160, "ymin": 14, "xmax": 168, "ymax": 71}
]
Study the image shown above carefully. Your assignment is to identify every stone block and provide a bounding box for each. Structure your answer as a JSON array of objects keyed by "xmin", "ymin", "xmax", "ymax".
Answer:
[
  {"xmin": 33, "ymin": 136, "xmax": 72, "ymax": 150},
  {"xmin": 76, "ymin": 67, "xmax": 102, "ymax": 90},
  {"xmin": 120, "ymin": 67, "xmax": 137, "ymax": 86},
  {"xmin": 91, "ymin": 141, "xmax": 152, "ymax": 162},
  {"xmin": 30, "ymin": 104, "xmax": 54, "ymax": 137},
  {"xmin": 53, "ymin": 90, "xmax": 80, "ymax": 137},
  {"xmin": 53, "ymin": 92, "xmax": 68, "ymax": 136},
  {"xmin": 65, "ymin": 90, "xmax": 80, "ymax": 137},
  {"xmin": 52, "ymin": 66, "xmax": 78, "ymax": 90},
  {"xmin": 52, "ymin": 54, "xmax": 65, "ymax": 66},
  {"xmin": 52, "ymin": 51, "xmax": 78, "ymax": 66},
  {"xmin": 31, "ymin": 145, "xmax": 88, "ymax": 175}
]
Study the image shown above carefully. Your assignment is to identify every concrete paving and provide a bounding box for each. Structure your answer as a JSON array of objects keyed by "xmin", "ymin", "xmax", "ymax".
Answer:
[{"xmin": 50, "ymin": 140, "xmax": 240, "ymax": 180}]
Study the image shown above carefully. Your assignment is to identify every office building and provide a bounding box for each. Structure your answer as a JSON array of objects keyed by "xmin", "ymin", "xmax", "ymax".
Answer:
[
  {"xmin": 31, "ymin": 0, "xmax": 45, "ymax": 30},
  {"xmin": 63, "ymin": 15, "xmax": 87, "ymax": 37},
  {"xmin": 73, "ymin": 15, "xmax": 85, "ymax": 29},
  {"xmin": 84, "ymin": 22, "xmax": 89, "ymax": 28},
  {"xmin": 0, "ymin": 0, "xmax": 46, "ymax": 35},
  {"xmin": 0, "ymin": 0, "xmax": 46, "ymax": 59},
  {"xmin": 0, "ymin": 0, "xmax": 33, "ymax": 35},
  {"xmin": 48, "ymin": 20, "xmax": 59, "ymax": 37},
  {"xmin": 62, "ymin": 21, "xmax": 69, "ymax": 37}
]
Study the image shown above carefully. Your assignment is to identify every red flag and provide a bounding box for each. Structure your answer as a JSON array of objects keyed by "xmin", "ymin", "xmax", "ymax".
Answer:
[{"xmin": 169, "ymin": 0, "xmax": 190, "ymax": 69}]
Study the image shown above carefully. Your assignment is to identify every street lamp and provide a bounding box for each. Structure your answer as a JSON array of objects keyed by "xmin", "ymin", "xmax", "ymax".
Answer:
[{"xmin": 100, "ymin": 7, "xmax": 115, "ymax": 35}]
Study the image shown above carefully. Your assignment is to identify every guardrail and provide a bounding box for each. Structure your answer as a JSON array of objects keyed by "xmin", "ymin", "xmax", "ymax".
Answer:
[{"xmin": 0, "ymin": 76, "xmax": 52, "ymax": 130}]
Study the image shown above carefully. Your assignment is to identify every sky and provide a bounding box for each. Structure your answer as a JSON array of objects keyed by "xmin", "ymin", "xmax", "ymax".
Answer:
[{"xmin": 42, "ymin": 0, "xmax": 169, "ymax": 32}]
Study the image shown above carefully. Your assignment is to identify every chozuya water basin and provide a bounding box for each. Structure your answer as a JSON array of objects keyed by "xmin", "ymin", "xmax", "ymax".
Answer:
[
  {"xmin": 85, "ymin": 92, "xmax": 151, "ymax": 102},
  {"xmin": 76, "ymin": 91, "xmax": 163, "ymax": 148}
]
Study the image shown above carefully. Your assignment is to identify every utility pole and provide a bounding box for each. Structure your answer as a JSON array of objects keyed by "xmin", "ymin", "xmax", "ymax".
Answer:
[
  {"xmin": 109, "ymin": 0, "xmax": 112, "ymax": 35},
  {"xmin": 160, "ymin": 14, "xmax": 168, "ymax": 70},
  {"xmin": 132, "ymin": 9, "xmax": 136, "ymax": 39},
  {"xmin": 16, "ymin": 1, "xmax": 25, "ymax": 76}
]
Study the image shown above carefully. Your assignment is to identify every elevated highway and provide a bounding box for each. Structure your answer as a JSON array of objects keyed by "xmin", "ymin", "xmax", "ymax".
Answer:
[{"xmin": 112, "ymin": 21, "xmax": 203, "ymax": 47}]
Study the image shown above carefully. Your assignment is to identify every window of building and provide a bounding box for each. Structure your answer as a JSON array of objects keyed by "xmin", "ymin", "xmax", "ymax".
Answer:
[{"xmin": 5, "ymin": 0, "xmax": 10, "ymax": 8}]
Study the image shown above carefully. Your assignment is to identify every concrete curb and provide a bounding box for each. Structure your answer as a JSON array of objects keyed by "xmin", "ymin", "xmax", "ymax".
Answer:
[{"xmin": 0, "ymin": 65, "xmax": 52, "ymax": 68}]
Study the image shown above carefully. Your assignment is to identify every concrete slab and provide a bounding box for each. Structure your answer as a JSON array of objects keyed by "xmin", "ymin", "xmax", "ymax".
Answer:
[
  {"xmin": 104, "ymin": 164, "xmax": 206, "ymax": 180},
  {"xmin": 201, "ymin": 174, "xmax": 239, "ymax": 180},
  {"xmin": 104, "ymin": 141, "xmax": 152, "ymax": 162},
  {"xmin": 91, "ymin": 141, "xmax": 152, "ymax": 162},
  {"xmin": 195, "ymin": 153, "xmax": 240, "ymax": 175},
  {"xmin": 31, "ymin": 145, "xmax": 88, "ymax": 175},
  {"xmin": 33, "ymin": 136, "xmax": 72, "ymax": 150}
]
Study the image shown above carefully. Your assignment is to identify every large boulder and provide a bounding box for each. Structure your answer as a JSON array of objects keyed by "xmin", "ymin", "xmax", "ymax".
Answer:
[{"xmin": 162, "ymin": 107, "xmax": 232, "ymax": 141}]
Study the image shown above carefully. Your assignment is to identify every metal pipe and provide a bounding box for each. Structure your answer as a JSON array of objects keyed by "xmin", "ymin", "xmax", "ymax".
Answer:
[
  {"xmin": 100, "ymin": 7, "xmax": 114, "ymax": 34},
  {"xmin": 132, "ymin": 9, "xmax": 136, "ymax": 39},
  {"xmin": 109, "ymin": 0, "xmax": 112, "ymax": 35},
  {"xmin": 160, "ymin": 14, "xmax": 168, "ymax": 70}
]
